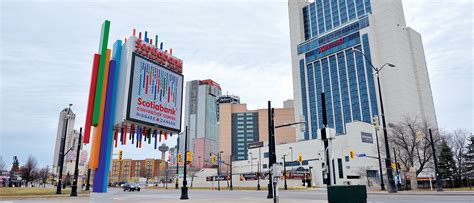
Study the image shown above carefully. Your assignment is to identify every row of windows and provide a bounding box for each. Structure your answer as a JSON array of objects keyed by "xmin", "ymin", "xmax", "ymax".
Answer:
[
  {"xmin": 237, "ymin": 129, "xmax": 254, "ymax": 133},
  {"xmin": 303, "ymin": 0, "xmax": 372, "ymax": 40},
  {"xmin": 302, "ymin": 37, "xmax": 378, "ymax": 137},
  {"xmin": 298, "ymin": 16, "xmax": 369, "ymax": 55}
]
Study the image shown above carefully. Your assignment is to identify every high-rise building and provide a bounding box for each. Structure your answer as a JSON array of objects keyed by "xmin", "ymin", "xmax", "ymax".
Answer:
[
  {"xmin": 52, "ymin": 108, "xmax": 88, "ymax": 178},
  {"xmin": 289, "ymin": 0, "xmax": 438, "ymax": 140},
  {"xmin": 219, "ymin": 101, "xmax": 296, "ymax": 164},
  {"xmin": 52, "ymin": 108, "xmax": 76, "ymax": 176},
  {"xmin": 217, "ymin": 94, "xmax": 240, "ymax": 122},
  {"xmin": 179, "ymin": 79, "xmax": 222, "ymax": 168}
]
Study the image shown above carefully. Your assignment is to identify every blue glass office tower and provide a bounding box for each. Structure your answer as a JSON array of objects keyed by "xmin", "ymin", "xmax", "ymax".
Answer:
[{"xmin": 289, "ymin": 0, "xmax": 439, "ymax": 140}]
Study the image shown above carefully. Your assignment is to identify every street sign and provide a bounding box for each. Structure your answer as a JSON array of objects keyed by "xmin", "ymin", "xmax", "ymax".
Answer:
[
  {"xmin": 358, "ymin": 153, "xmax": 366, "ymax": 158},
  {"xmin": 247, "ymin": 141, "xmax": 264, "ymax": 149}
]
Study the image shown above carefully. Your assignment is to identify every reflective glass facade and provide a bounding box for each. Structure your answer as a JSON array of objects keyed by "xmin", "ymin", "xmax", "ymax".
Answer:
[{"xmin": 299, "ymin": 0, "xmax": 377, "ymax": 139}]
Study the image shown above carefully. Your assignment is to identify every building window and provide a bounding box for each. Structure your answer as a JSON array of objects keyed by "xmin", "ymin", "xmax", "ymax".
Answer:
[
  {"xmin": 237, "ymin": 117, "xmax": 244, "ymax": 121},
  {"xmin": 338, "ymin": 158, "xmax": 344, "ymax": 178},
  {"xmin": 237, "ymin": 121, "xmax": 244, "ymax": 124},
  {"xmin": 264, "ymin": 152, "xmax": 269, "ymax": 158},
  {"xmin": 246, "ymin": 121, "xmax": 253, "ymax": 124}
]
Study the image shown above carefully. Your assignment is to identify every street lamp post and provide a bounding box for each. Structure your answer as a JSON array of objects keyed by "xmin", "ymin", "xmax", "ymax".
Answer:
[
  {"xmin": 56, "ymin": 104, "xmax": 72, "ymax": 194},
  {"xmin": 352, "ymin": 48, "xmax": 397, "ymax": 193},
  {"xmin": 71, "ymin": 127, "xmax": 83, "ymax": 196},
  {"xmin": 283, "ymin": 155, "xmax": 288, "ymax": 190},
  {"xmin": 373, "ymin": 117, "xmax": 385, "ymax": 190},
  {"xmin": 257, "ymin": 147, "xmax": 261, "ymax": 190},
  {"xmin": 176, "ymin": 136, "xmax": 180, "ymax": 189},
  {"xmin": 180, "ymin": 126, "xmax": 189, "ymax": 200}
]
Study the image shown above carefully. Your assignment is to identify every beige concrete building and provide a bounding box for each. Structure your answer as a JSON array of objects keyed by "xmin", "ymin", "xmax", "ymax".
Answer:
[{"xmin": 218, "ymin": 102, "xmax": 296, "ymax": 166}]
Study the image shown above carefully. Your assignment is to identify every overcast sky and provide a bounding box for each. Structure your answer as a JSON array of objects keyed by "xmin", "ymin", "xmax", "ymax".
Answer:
[{"xmin": 0, "ymin": 0, "xmax": 472, "ymax": 169}]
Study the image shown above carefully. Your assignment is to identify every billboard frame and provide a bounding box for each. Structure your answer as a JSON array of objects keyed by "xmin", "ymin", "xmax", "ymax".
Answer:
[{"xmin": 125, "ymin": 52, "xmax": 184, "ymax": 133}]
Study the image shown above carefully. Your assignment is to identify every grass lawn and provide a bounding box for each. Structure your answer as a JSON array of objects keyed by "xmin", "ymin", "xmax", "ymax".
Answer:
[{"xmin": 0, "ymin": 187, "xmax": 89, "ymax": 197}]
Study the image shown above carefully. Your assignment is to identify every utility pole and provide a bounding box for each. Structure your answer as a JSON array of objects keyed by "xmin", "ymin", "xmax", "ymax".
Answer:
[
  {"xmin": 56, "ymin": 104, "xmax": 72, "ymax": 194},
  {"xmin": 218, "ymin": 152, "xmax": 221, "ymax": 191},
  {"xmin": 283, "ymin": 155, "xmax": 288, "ymax": 190},
  {"xmin": 267, "ymin": 101, "xmax": 276, "ymax": 199},
  {"xmin": 85, "ymin": 168, "xmax": 91, "ymax": 191},
  {"xmin": 71, "ymin": 127, "xmax": 82, "ymax": 196},
  {"xmin": 320, "ymin": 93, "xmax": 331, "ymax": 186},
  {"xmin": 176, "ymin": 136, "xmax": 180, "ymax": 189},
  {"xmin": 180, "ymin": 126, "xmax": 189, "ymax": 200},
  {"xmin": 230, "ymin": 154, "xmax": 233, "ymax": 190},
  {"xmin": 373, "ymin": 117, "xmax": 385, "ymax": 190},
  {"xmin": 393, "ymin": 148, "xmax": 401, "ymax": 190},
  {"xmin": 429, "ymin": 129, "xmax": 443, "ymax": 192}
]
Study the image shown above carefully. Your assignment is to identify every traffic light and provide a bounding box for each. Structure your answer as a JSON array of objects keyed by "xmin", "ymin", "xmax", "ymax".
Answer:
[
  {"xmin": 118, "ymin": 150, "xmax": 123, "ymax": 161},
  {"xmin": 298, "ymin": 153, "xmax": 303, "ymax": 164},
  {"xmin": 349, "ymin": 150, "xmax": 355, "ymax": 160},
  {"xmin": 211, "ymin": 154, "xmax": 217, "ymax": 165},
  {"xmin": 416, "ymin": 130, "xmax": 422, "ymax": 142},
  {"xmin": 187, "ymin": 151, "xmax": 193, "ymax": 162},
  {"xmin": 372, "ymin": 117, "xmax": 378, "ymax": 129},
  {"xmin": 178, "ymin": 154, "xmax": 182, "ymax": 163}
]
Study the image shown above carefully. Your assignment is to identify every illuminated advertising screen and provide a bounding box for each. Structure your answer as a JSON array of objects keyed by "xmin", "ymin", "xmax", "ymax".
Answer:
[{"xmin": 127, "ymin": 52, "xmax": 183, "ymax": 132}]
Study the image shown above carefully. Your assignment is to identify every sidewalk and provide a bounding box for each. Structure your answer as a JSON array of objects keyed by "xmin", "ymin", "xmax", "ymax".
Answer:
[{"xmin": 368, "ymin": 190, "xmax": 473, "ymax": 196}]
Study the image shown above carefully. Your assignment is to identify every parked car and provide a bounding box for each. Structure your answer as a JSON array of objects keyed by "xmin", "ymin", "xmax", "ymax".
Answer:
[
  {"xmin": 112, "ymin": 181, "xmax": 127, "ymax": 187},
  {"xmin": 122, "ymin": 183, "xmax": 141, "ymax": 192}
]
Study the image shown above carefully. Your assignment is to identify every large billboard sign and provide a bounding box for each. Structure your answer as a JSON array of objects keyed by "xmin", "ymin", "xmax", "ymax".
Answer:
[{"xmin": 127, "ymin": 53, "xmax": 183, "ymax": 132}]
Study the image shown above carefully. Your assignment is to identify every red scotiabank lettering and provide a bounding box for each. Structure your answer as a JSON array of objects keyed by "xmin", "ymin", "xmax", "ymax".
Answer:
[
  {"xmin": 137, "ymin": 97, "xmax": 176, "ymax": 115},
  {"xmin": 319, "ymin": 38, "xmax": 344, "ymax": 53},
  {"xmin": 134, "ymin": 39, "xmax": 183, "ymax": 73}
]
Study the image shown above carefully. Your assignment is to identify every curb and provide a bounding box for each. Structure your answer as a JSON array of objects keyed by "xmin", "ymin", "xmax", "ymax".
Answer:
[
  {"xmin": 0, "ymin": 193, "xmax": 89, "ymax": 200},
  {"xmin": 368, "ymin": 192, "xmax": 474, "ymax": 196}
]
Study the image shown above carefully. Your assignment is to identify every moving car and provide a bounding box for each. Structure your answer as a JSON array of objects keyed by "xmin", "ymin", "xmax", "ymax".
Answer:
[{"xmin": 122, "ymin": 183, "xmax": 141, "ymax": 192}]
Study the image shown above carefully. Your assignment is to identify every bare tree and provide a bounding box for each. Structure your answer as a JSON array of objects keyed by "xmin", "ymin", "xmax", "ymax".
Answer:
[
  {"xmin": 0, "ymin": 156, "xmax": 6, "ymax": 171},
  {"xmin": 442, "ymin": 129, "xmax": 470, "ymax": 180},
  {"xmin": 20, "ymin": 155, "xmax": 38, "ymax": 186},
  {"xmin": 38, "ymin": 165, "xmax": 51, "ymax": 188},
  {"xmin": 139, "ymin": 166, "xmax": 153, "ymax": 184},
  {"xmin": 389, "ymin": 117, "xmax": 439, "ymax": 176}
]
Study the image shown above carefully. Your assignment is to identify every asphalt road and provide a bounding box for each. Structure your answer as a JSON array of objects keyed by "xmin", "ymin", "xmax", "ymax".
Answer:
[{"xmin": 2, "ymin": 188, "xmax": 473, "ymax": 203}]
